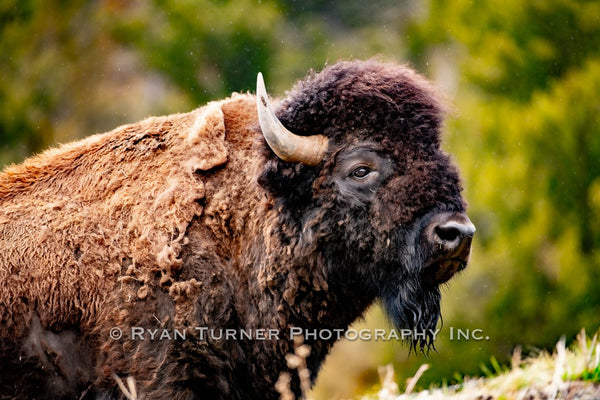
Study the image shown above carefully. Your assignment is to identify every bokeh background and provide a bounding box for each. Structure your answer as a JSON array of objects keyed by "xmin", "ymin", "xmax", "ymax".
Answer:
[{"xmin": 2, "ymin": 0, "xmax": 599, "ymax": 398}]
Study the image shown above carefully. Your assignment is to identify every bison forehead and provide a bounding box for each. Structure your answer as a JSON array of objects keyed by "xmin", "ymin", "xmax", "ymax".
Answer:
[{"xmin": 276, "ymin": 59, "xmax": 445, "ymax": 148}]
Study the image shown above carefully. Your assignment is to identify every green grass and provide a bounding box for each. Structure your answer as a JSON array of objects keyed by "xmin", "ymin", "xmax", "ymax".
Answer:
[
  {"xmin": 575, "ymin": 364, "xmax": 600, "ymax": 383},
  {"xmin": 563, "ymin": 330, "xmax": 600, "ymax": 384}
]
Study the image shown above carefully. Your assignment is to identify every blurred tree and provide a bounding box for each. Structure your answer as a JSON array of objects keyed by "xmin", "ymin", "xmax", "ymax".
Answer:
[
  {"xmin": 406, "ymin": 0, "xmax": 600, "ymax": 100},
  {"xmin": 104, "ymin": 0, "xmax": 281, "ymax": 102},
  {"xmin": 0, "ymin": 0, "xmax": 191, "ymax": 165},
  {"xmin": 0, "ymin": 0, "xmax": 82, "ymax": 163},
  {"xmin": 280, "ymin": 0, "xmax": 393, "ymax": 28},
  {"xmin": 476, "ymin": 58, "xmax": 600, "ymax": 346}
]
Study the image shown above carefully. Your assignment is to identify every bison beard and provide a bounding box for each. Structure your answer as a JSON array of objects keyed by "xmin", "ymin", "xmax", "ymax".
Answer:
[
  {"xmin": 0, "ymin": 59, "xmax": 474, "ymax": 399},
  {"xmin": 381, "ymin": 214, "xmax": 447, "ymax": 354},
  {"xmin": 382, "ymin": 268, "xmax": 442, "ymax": 353}
]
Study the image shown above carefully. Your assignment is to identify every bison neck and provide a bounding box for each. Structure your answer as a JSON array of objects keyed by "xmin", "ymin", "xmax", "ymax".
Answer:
[
  {"xmin": 230, "ymin": 225, "xmax": 377, "ymax": 392},
  {"xmin": 180, "ymin": 211, "xmax": 376, "ymax": 397}
]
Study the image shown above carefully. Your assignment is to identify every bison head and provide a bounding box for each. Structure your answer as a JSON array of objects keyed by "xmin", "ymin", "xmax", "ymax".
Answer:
[{"xmin": 256, "ymin": 60, "xmax": 474, "ymax": 352}]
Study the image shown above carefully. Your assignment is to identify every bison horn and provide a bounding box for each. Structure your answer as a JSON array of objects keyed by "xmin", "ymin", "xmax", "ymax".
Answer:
[{"xmin": 256, "ymin": 73, "xmax": 328, "ymax": 166}]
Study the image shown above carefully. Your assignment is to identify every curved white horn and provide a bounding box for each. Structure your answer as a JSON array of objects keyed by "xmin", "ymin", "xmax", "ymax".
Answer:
[{"xmin": 256, "ymin": 72, "xmax": 328, "ymax": 166}]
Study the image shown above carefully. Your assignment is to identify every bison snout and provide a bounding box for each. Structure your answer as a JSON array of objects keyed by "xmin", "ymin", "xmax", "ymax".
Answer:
[
  {"xmin": 434, "ymin": 216, "xmax": 476, "ymax": 248},
  {"xmin": 423, "ymin": 213, "xmax": 475, "ymax": 286}
]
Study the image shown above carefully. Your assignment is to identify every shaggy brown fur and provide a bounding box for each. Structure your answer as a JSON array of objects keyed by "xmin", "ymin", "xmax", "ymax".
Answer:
[{"xmin": 0, "ymin": 60, "xmax": 470, "ymax": 399}]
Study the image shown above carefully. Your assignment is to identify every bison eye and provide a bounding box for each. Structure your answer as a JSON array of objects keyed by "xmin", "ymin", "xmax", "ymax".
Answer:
[{"xmin": 351, "ymin": 166, "xmax": 372, "ymax": 179}]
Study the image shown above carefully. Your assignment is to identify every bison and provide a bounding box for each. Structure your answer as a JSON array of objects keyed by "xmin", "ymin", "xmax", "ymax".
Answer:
[{"xmin": 0, "ymin": 59, "xmax": 474, "ymax": 399}]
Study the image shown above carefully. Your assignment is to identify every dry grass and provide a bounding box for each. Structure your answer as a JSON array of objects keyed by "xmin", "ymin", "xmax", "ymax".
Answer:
[
  {"xmin": 276, "ymin": 336, "xmax": 314, "ymax": 400},
  {"xmin": 113, "ymin": 374, "xmax": 138, "ymax": 400},
  {"xmin": 366, "ymin": 330, "xmax": 600, "ymax": 400}
]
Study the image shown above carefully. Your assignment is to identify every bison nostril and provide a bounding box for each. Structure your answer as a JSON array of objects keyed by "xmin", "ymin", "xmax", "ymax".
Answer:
[
  {"xmin": 435, "ymin": 225, "xmax": 461, "ymax": 243},
  {"xmin": 432, "ymin": 219, "xmax": 476, "ymax": 247}
]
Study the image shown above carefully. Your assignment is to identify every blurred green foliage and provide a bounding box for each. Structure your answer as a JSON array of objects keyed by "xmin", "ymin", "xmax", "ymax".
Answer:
[{"xmin": 1, "ymin": 0, "xmax": 599, "ymax": 398}]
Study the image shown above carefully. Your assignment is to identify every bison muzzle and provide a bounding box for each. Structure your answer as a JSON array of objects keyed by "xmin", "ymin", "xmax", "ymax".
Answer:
[{"xmin": 0, "ymin": 59, "xmax": 474, "ymax": 399}]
